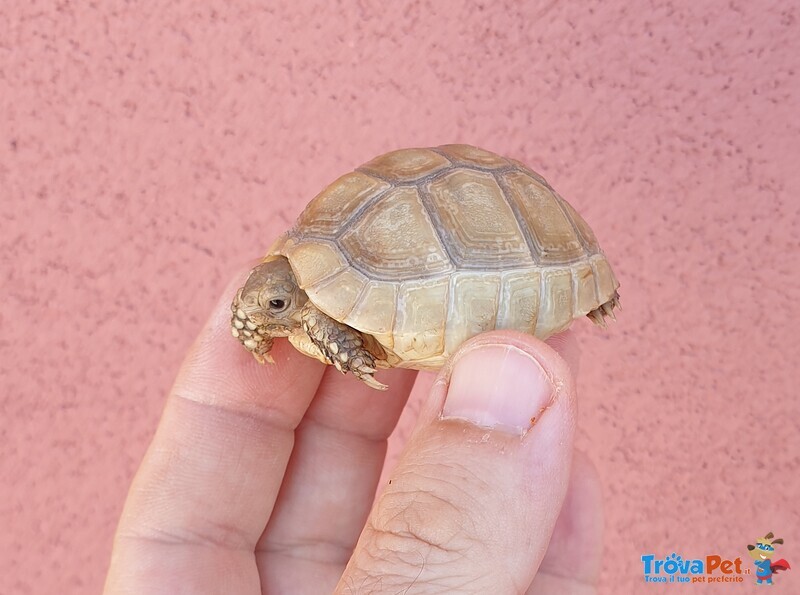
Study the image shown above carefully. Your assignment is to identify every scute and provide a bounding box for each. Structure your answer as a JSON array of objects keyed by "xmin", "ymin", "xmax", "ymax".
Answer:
[
  {"xmin": 444, "ymin": 272, "xmax": 501, "ymax": 356},
  {"xmin": 343, "ymin": 280, "xmax": 397, "ymax": 343},
  {"xmin": 392, "ymin": 277, "xmax": 449, "ymax": 367},
  {"xmin": 305, "ymin": 267, "xmax": 368, "ymax": 321},
  {"xmin": 295, "ymin": 171, "xmax": 390, "ymax": 237},
  {"xmin": 496, "ymin": 269, "xmax": 541, "ymax": 333},
  {"xmin": 282, "ymin": 238, "xmax": 347, "ymax": 288},
  {"xmin": 535, "ymin": 268, "xmax": 574, "ymax": 337},
  {"xmin": 339, "ymin": 186, "xmax": 453, "ymax": 281},
  {"xmin": 592, "ymin": 258, "xmax": 619, "ymax": 303},
  {"xmin": 358, "ymin": 147, "xmax": 450, "ymax": 183},
  {"xmin": 571, "ymin": 261, "xmax": 599, "ymax": 315},
  {"xmin": 555, "ymin": 193, "xmax": 600, "ymax": 252},
  {"xmin": 425, "ymin": 169, "xmax": 533, "ymax": 269},
  {"xmin": 501, "ymin": 170, "xmax": 587, "ymax": 264}
]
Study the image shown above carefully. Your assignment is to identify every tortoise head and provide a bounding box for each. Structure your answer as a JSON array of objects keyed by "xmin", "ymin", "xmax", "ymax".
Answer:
[{"xmin": 231, "ymin": 257, "xmax": 308, "ymax": 362}]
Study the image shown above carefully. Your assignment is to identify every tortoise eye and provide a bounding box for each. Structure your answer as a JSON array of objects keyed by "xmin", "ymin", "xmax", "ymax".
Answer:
[{"xmin": 269, "ymin": 298, "xmax": 288, "ymax": 312}]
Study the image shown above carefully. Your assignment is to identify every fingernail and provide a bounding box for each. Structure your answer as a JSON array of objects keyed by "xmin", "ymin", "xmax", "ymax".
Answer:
[{"xmin": 442, "ymin": 344, "xmax": 554, "ymax": 434}]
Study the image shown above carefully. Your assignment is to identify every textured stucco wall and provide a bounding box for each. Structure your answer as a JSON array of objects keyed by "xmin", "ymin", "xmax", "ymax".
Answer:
[{"xmin": 2, "ymin": 1, "xmax": 799, "ymax": 593}]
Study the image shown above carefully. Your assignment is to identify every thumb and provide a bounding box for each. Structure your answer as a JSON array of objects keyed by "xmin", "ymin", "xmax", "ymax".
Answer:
[{"xmin": 336, "ymin": 330, "xmax": 576, "ymax": 594}]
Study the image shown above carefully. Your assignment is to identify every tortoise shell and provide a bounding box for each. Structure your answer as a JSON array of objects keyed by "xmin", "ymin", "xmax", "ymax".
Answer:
[{"xmin": 272, "ymin": 144, "xmax": 619, "ymax": 369}]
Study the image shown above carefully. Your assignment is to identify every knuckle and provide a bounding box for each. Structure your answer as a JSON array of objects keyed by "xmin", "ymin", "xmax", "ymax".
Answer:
[
  {"xmin": 341, "ymin": 461, "xmax": 516, "ymax": 593},
  {"xmin": 368, "ymin": 462, "xmax": 488, "ymax": 559}
]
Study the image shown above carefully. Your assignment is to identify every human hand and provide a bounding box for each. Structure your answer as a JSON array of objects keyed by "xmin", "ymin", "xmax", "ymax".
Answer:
[{"xmin": 104, "ymin": 267, "xmax": 603, "ymax": 594}]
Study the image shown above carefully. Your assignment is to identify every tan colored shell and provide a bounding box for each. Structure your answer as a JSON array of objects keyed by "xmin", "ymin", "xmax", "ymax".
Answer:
[{"xmin": 273, "ymin": 144, "xmax": 619, "ymax": 370}]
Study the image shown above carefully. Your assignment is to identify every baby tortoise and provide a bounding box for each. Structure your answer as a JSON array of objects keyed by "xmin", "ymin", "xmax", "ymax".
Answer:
[{"xmin": 232, "ymin": 144, "xmax": 619, "ymax": 389}]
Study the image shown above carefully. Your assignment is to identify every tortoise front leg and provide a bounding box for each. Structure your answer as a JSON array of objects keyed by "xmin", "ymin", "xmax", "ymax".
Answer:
[{"xmin": 300, "ymin": 303, "xmax": 388, "ymax": 391}]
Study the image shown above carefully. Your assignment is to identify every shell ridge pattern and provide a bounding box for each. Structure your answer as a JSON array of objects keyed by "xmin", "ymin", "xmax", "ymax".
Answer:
[
  {"xmin": 356, "ymin": 158, "xmax": 519, "ymax": 188},
  {"xmin": 549, "ymin": 191, "xmax": 598, "ymax": 256},
  {"xmin": 306, "ymin": 266, "xmax": 368, "ymax": 321},
  {"xmin": 414, "ymin": 179, "xmax": 459, "ymax": 268},
  {"xmin": 496, "ymin": 169, "xmax": 593, "ymax": 265},
  {"xmin": 282, "ymin": 233, "xmax": 356, "ymax": 292},
  {"xmin": 262, "ymin": 145, "xmax": 620, "ymax": 373},
  {"xmin": 491, "ymin": 170, "xmax": 543, "ymax": 262},
  {"xmin": 292, "ymin": 162, "xmax": 600, "ymax": 282},
  {"xmin": 336, "ymin": 182, "xmax": 455, "ymax": 282},
  {"xmin": 426, "ymin": 167, "xmax": 546, "ymax": 271},
  {"xmin": 427, "ymin": 147, "xmax": 521, "ymax": 176},
  {"xmin": 536, "ymin": 265, "xmax": 548, "ymax": 333},
  {"xmin": 330, "ymin": 180, "xmax": 396, "ymax": 241},
  {"xmin": 589, "ymin": 257, "xmax": 608, "ymax": 309},
  {"xmin": 437, "ymin": 275, "xmax": 452, "ymax": 358},
  {"xmin": 354, "ymin": 166, "xmax": 451, "ymax": 188},
  {"xmin": 346, "ymin": 273, "xmax": 373, "ymax": 322},
  {"xmin": 447, "ymin": 270, "xmax": 502, "ymax": 334},
  {"xmin": 392, "ymin": 273, "xmax": 451, "ymax": 363}
]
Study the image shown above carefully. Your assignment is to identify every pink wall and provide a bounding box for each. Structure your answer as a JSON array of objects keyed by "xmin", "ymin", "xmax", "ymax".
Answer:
[{"xmin": 2, "ymin": 1, "xmax": 798, "ymax": 593}]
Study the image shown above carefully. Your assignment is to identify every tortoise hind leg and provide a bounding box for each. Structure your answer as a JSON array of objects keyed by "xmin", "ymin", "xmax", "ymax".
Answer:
[
  {"xmin": 587, "ymin": 291, "xmax": 621, "ymax": 328},
  {"xmin": 300, "ymin": 303, "xmax": 389, "ymax": 391}
]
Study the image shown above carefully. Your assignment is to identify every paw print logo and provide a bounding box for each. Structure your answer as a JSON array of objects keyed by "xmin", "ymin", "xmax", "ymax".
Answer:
[{"xmin": 663, "ymin": 553, "xmax": 684, "ymax": 574}]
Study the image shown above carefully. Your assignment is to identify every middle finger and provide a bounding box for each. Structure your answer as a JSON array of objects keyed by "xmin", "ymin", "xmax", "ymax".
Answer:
[{"xmin": 257, "ymin": 365, "xmax": 417, "ymax": 594}]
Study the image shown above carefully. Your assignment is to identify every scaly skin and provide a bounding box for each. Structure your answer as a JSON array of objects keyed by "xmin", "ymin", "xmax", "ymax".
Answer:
[
  {"xmin": 300, "ymin": 302, "xmax": 388, "ymax": 391},
  {"xmin": 231, "ymin": 258, "xmax": 390, "ymax": 390},
  {"xmin": 231, "ymin": 294, "xmax": 275, "ymax": 364}
]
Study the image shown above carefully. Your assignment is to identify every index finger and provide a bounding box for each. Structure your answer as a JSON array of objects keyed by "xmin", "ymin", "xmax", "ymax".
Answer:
[{"xmin": 104, "ymin": 266, "xmax": 326, "ymax": 594}]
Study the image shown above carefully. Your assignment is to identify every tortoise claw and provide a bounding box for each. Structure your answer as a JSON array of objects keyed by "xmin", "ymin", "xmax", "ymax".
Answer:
[
  {"xmin": 601, "ymin": 301, "xmax": 617, "ymax": 321},
  {"xmin": 359, "ymin": 374, "xmax": 388, "ymax": 391},
  {"xmin": 253, "ymin": 351, "xmax": 275, "ymax": 365},
  {"xmin": 587, "ymin": 291, "xmax": 620, "ymax": 328},
  {"xmin": 588, "ymin": 309, "xmax": 608, "ymax": 328}
]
